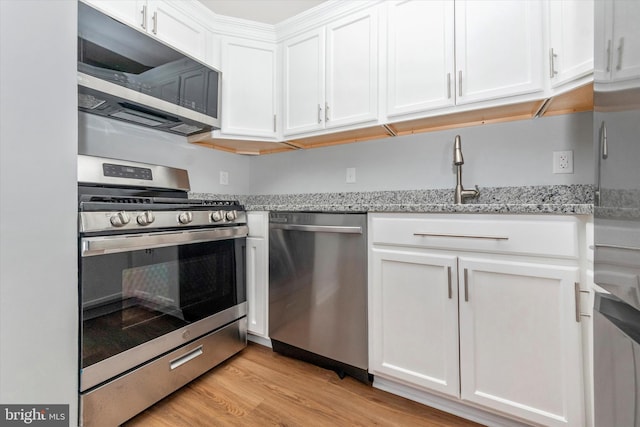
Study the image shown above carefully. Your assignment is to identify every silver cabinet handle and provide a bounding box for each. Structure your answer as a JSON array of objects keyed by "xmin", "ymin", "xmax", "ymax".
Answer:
[
  {"xmin": 413, "ymin": 232, "xmax": 509, "ymax": 241},
  {"xmin": 458, "ymin": 70, "xmax": 462, "ymax": 97},
  {"xmin": 574, "ymin": 282, "xmax": 581, "ymax": 322},
  {"xmin": 325, "ymin": 102, "xmax": 329, "ymax": 122},
  {"xmin": 617, "ymin": 37, "xmax": 625, "ymax": 71},
  {"xmin": 596, "ymin": 121, "xmax": 607, "ymax": 206},
  {"xmin": 595, "ymin": 243, "xmax": 640, "ymax": 252},
  {"xmin": 447, "ymin": 266, "xmax": 452, "ymax": 299},
  {"xmin": 273, "ymin": 114, "xmax": 277, "ymax": 132},
  {"xmin": 317, "ymin": 104, "xmax": 322, "ymax": 123},
  {"xmin": 270, "ymin": 224, "xmax": 362, "ymax": 234},
  {"xmin": 606, "ymin": 40, "xmax": 612, "ymax": 72},
  {"xmin": 152, "ymin": 11, "xmax": 158, "ymax": 34},
  {"xmin": 602, "ymin": 122, "xmax": 608, "ymax": 159},
  {"xmin": 549, "ymin": 48, "xmax": 558, "ymax": 78},
  {"xmin": 463, "ymin": 268, "xmax": 469, "ymax": 302},
  {"xmin": 141, "ymin": 5, "xmax": 147, "ymax": 30},
  {"xmin": 447, "ymin": 73, "xmax": 451, "ymax": 99},
  {"xmin": 170, "ymin": 346, "xmax": 203, "ymax": 370}
]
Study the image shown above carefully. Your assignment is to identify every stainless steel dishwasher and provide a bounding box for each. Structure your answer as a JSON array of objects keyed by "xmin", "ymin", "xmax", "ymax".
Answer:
[{"xmin": 269, "ymin": 212, "xmax": 369, "ymax": 383}]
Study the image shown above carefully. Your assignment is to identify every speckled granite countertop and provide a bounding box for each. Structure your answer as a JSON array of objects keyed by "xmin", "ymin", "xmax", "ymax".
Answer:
[{"xmin": 191, "ymin": 184, "xmax": 594, "ymax": 215}]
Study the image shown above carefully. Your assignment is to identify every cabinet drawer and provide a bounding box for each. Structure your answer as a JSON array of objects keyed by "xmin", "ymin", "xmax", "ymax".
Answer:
[{"xmin": 370, "ymin": 214, "xmax": 579, "ymax": 259}]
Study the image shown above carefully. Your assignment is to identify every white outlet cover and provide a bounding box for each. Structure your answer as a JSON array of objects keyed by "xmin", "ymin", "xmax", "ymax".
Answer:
[
  {"xmin": 220, "ymin": 171, "xmax": 229, "ymax": 185},
  {"xmin": 346, "ymin": 167, "xmax": 356, "ymax": 183},
  {"xmin": 553, "ymin": 150, "xmax": 573, "ymax": 174}
]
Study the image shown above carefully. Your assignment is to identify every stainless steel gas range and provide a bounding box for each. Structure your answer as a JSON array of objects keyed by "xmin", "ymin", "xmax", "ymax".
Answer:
[{"xmin": 77, "ymin": 155, "xmax": 247, "ymax": 427}]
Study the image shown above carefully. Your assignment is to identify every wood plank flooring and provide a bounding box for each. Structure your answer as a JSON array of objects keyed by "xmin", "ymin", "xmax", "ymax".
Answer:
[{"xmin": 124, "ymin": 342, "xmax": 483, "ymax": 427}]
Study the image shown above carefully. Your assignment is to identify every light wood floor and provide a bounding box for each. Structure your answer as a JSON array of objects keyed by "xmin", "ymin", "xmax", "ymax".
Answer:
[{"xmin": 124, "ymin": 342, "xmax": 484, "ymax": 427}]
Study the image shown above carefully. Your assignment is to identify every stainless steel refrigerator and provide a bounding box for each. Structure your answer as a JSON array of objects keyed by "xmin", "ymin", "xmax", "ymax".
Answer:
[{"xmin": 593, "ymin": 1, "xmax": 640, "ymax": 425}]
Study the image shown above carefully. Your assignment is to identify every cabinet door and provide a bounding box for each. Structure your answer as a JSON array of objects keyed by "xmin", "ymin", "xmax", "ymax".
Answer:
[
  {"xmin": 548, "ymin": 0, "xmax": 594, "ymax": 88},
  {"xmin": 594, "ymin": 0, "xmax": 613, "ymax": 82},
  {"xmin": 610, "ymin": 0, "xmax": 640, "ymax": 82},
  {"xmin": 386, "ymin": 0, "xmax": 455, "ymax": 117},
  {"xmin": 82, "ymin": 0, "xmax": 146, "ymax": 29},
  {"xmin": 221, "ymin": 37, "xmax": 277, "ymax": 138},
  {"xmin": 246, "ymin": 237, "xmax": 268, "ymax": 337},
  {"xmin": 454, "ymin": 0, "xmax": 543, "ymax": 104},
  {"xmin": 458, "ymin": 257, "xmax": 584, "ymax": 427},
  {"xmin": 370, "ymin": 248, "xmax": 459, "ymax": 397},
  {"xmin": 325, "ymin": 7, "xmax": 378, "ymax": 128},
  {"xmin": 282, "ymin": 28, "xmax": 325, "ymax": 136},
  {"xmin": 146, "ymin": 1, "xmax": 206, "ymax": 61}
]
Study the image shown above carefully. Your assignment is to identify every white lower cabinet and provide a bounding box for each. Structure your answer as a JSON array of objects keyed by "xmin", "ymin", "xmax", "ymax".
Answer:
[
  {"xmin": 369, "ymin": 213, "xmax": 587, "ymax": 427},
  {"xmin": 246, "ymin": 212, "xmax": 269, "ymax": 339},
  {"xmin": 458, "ymin": 257, "xmax": 583, "ymax": 426},
  {"xmin": 371, "ymin": 249, "xmax": 459, "ymax": 397}
]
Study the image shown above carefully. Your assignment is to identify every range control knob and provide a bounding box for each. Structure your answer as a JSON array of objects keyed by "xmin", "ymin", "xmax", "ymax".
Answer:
[
  {"xmin": 178, "ymin": 211, "xmax": 193, "ymax": 225},
  {"xmin": 211, "ymin": 210, "xmax": 224, "ymax": 222},
  {"xmin": 136, "ymin": 211, "xmax": 155, "ymax": 226},
  {"xmin": 225, "ymin": 210, "xmax": 238, "ymax": 221},
  {"xmin": 110, "ymin": 211, "xmax": 131, "ymax": 227}
]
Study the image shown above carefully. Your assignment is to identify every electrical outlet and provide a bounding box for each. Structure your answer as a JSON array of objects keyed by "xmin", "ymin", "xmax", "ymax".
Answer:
[
  {"xmin": 346, "ymin": 167, "xmax": 356, "ymax": 183},
  {"xmin": 553, "ymin": 150, "xmax": 573, "ymax": 174},
  {"xmin": 219, "ymin": 171, "xmax": 229, "ymax": 185}
]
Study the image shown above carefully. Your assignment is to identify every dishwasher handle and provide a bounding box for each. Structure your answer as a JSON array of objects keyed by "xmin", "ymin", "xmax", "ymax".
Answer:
[{"xmin": 270, "ymin": 223, "xmax": 363, "ymax": 234}]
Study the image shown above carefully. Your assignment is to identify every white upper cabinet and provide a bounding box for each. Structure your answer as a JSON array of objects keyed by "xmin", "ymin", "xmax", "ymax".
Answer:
[
  {"xmin": 82, "ymin": 0, "xmax": 146, "ymax": 29},
  {"xmin": 387, "ymin": 0, "xmax": 545, "ymax": 119},
  {"xmin": 282, "ymin": 28, "xmax": 325, "ymax": 135},
  {"xmin": 219, "ymin": 37, "xmax": 278, "ymax": 139},
  {"xmin": 82, "ymin": 0, "xmax": 208, "ymax": 63},
  {"xmin": 145, "ymin": 1, "xmax": 207, "ymax": 61},
  {"xmin": 454, "ymin": 0, "xmax": 544, "ymax": 104},
  {"xmin": 595, "ymin": 0, "xmax": 640, "ymax": 86},
  {"xmin": 282, "ymin": 7, "xmax": 379, "ymax": 136},
  {"xmin": 325, "ymin": 8, "xmax": 379, "ymax": 128},
  {"xmin": 386, "ymin": 0, "xmax": 455, "ymax": 118},
  {"xmin": 548, "ymin": 0, "xmax": 594, "ymax": 88}
]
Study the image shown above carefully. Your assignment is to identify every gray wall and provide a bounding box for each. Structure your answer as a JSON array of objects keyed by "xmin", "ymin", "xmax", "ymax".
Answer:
[
  {"xmin": 249, "ymin": 112, "xmax": 594, "ymax": 194},
  {"xmin": 79, "ymin": 113, "xmax": 252, "ymax": 194},
  {"xmin": 0, "ymin": 1, "xmax": 78, "ymax": 424},
  {"xmin": 80, "ymin": 111, "xmax": 594, "ymax": 197}
]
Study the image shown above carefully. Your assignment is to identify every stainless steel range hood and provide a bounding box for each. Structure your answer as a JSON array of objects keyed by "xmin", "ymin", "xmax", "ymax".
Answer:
[{"xmin": 77, "ymin": 2, "xmax": 221, "ymax": 136}]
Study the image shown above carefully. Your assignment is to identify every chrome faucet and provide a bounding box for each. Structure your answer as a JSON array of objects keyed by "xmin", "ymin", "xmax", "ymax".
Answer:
[{"xmin": 453, "ymin": 135, "xmax": 479, "ymax": 204}]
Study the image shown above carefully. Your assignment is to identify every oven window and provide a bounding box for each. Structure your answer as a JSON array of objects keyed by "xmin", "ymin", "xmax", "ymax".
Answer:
[{"xmin": 80, "ymin": 239, "xmax": 244, "ymax": 369}]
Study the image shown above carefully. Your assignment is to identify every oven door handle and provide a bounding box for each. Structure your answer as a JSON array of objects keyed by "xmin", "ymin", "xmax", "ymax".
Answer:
[{"xmin": 81, "ymin": 226, "xmax": 248, "ymax": 257}]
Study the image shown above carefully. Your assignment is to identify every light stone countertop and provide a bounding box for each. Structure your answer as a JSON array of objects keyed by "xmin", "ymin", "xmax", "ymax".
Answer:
[{"xmin": 190, "ymin": 184, "xmax": 594, "ymax": 215}]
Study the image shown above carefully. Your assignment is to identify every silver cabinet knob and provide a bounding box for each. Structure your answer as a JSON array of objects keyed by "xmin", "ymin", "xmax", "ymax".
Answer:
[
  {"xmin": 211, "ymin": 210, "xmax": 224, "ymax": 222},
  {"xmin": 136, "ymin": 211, "xmax": 155, "ymax": 226},
  {"xmin": 178, "ymin": 211, "xmax": 193, "ymax": 225},
  {"xmin": 226, "ymin": 210, "xmax": 237, "ymax": 221},
  {"xmin": 110, "ymin": 211, "xmax": 130, "ymax": 227}
]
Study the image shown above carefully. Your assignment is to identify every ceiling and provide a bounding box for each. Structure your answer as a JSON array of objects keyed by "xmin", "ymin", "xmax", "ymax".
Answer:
[{"xmin": 198, "ymin": 0, "xmax": 327, "ymax": 25}]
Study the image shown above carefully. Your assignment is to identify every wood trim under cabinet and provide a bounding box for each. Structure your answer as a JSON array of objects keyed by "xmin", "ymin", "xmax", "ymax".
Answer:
[{"xmin": 190, "ymin": 83, "xmax": 594, "ymax": 155}]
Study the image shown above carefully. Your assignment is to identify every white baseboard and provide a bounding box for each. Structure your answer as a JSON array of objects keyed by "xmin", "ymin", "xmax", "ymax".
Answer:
[
  {"xmin": 372, "ymin": 376, "xmax": 532, "ymax": 427},
  {"xmin": 247, "ymin": 333, "xmax": 272, "ymax": 348}
]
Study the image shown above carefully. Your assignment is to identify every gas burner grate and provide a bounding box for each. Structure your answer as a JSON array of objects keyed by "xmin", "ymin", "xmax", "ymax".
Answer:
[{"xmin": 88, "ymin": 196, "xmax": 154, "ymax": 204}]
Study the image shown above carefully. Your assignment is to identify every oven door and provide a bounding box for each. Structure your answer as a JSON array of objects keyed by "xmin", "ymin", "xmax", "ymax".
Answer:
[{"xmin": 79, "ymin": 226, "xmax": 247, "ymax": 392}]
